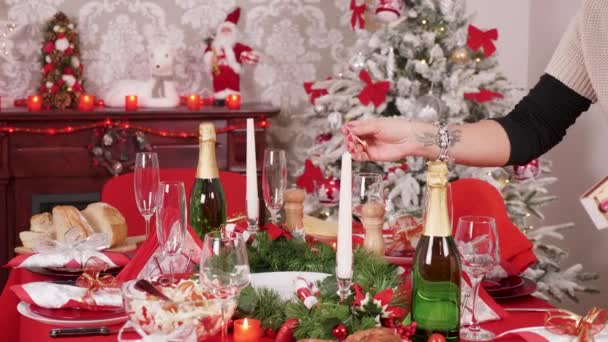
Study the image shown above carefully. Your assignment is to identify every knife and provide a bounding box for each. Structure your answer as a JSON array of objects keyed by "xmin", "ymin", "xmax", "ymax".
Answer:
[{"xmin": 49, "ymin": 327, "xmax": 115, "ymax": 337}]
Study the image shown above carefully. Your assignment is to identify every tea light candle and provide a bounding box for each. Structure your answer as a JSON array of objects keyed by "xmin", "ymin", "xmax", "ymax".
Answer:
[
  {"xmin": 125, "ymin": 95, "xmax": 138, "ymax": 111},
  {"xmin": 78, "ymin": 94, "xmax": 94, "ymax": 111},
  {"xmin": 233, "ymin": 318, "xmax": 261, "ymax": 342},
  {"xmin": 226, "ymin": 93, "xmax": 241, "ymax": 109},
  {"xmin": 202, "ymin": 96, "xmax": 215, "ymax": 106},
  {"xmin": 27, "ymin": 95, "xmax": 42, "ymax": 112},
  {"xmin": 186, "ymin": 94, "xmax": 202, "ymax": 110}
]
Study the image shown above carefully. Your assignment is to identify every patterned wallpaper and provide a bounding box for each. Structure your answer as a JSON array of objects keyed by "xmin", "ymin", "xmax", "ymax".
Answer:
[{"xmin": 0, "ymin": 0, "xmax": 359, "ymax": 148}]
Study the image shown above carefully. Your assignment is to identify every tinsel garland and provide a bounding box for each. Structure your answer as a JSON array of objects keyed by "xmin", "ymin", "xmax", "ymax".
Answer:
[{"xmin": 237, "ymin": 232, "xmax": 410, "ymax": 339}]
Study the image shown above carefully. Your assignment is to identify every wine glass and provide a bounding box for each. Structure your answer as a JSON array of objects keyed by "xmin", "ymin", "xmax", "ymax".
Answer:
[
  {"xmin": 156, "ymin": 181, "xmax": 187, "ymax": 281},
  {"xmin": 200, "ymin": 231, "xmax": 250, "ymax": 342},
  {"xmin": 262, "ymin": 148, "xmax": 287, "ymax": 224},
  {"xmin": 352, "ymin": 172, "xmax": 384, "ymax": 218},
  {"xmin": 134, "ymin": 152, "xmax": 160, "ymax": 239},
  {"xmin": 454, "ymin": 215, "xmax": 500, "ymax": 341}
]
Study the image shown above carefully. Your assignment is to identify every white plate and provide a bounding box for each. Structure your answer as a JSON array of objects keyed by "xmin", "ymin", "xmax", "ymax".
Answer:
[
  {"xmin": 496, "ymin": 326, "xmax": 608, "ymax": 342},
  {"xmin": 250, "ymin": 272, "xmax": 330, "ymax": 300},
  {"xmin": 17, "ymin": 302, "xmax": 128, "ymax": 328}
]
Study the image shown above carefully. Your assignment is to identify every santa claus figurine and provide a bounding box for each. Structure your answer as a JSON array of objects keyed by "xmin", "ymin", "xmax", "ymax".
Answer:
[{"xmin": 204, "ymin": 7, "xmax": 259, "ymax": 105}]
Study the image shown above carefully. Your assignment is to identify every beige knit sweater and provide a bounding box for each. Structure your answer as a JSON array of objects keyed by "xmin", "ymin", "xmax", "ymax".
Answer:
[{"xmin": 546, "ymin": 0, "xmax": 607, "ymax": 107}]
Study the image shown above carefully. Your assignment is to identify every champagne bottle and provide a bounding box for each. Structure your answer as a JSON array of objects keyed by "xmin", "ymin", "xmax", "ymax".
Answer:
[
  {"xmin": 412, "ymin": 161, "xmax": 461, "ymax": 342},
  {"xmin": 189, "ymin": 122, "xmax": 227, "ymax": 239}
]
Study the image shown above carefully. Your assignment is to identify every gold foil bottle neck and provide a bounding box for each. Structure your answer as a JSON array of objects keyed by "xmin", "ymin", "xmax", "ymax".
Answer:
[
  {"xmin": 426, "ymin": 160, "xmax": 449, "ymax": 187},
  {"xmin": 199, "ymin": 122, "xmax": 216, "ymax": 142}
]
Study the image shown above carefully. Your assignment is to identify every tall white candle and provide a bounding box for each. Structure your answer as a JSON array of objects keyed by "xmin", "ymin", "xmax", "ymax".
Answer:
[
  {"xmin": 246, "ymin": 118, "xmax": 259, "ymax": 221},
  {"xmin": 336, "ymin": 152, "xmax": 353, "ymax": 279}
]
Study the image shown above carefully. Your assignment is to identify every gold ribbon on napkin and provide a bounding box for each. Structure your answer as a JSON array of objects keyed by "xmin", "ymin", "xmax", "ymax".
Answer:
[{"xmin": 544, "ymin": 307, "xmax": 607, "ymax": 342}]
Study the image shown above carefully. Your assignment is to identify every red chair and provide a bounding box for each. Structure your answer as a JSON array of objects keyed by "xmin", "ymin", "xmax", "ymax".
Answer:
[
  {"xmin": 101, "ymin": 169, "xmax": 246, "ymax": 236},
  {"xmin": 451, "ymin": 178, "xmax": 536, "ymax": 275}
]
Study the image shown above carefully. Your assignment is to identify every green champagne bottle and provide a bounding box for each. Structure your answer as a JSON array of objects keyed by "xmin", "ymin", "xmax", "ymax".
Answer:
[
  {"xmin": 412, "ymin": 161, "xmax": 461, "ymax": 342},
  {"xmin": 189, "ymin": 122, "xmax": 227, "ymax": 239}
]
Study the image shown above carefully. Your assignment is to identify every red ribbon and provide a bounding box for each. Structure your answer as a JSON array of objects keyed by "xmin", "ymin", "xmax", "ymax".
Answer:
[
  {"xmin": 358, "ymin": 70, "xmax": 390, "ymax": 108},
  {"xmin": 545, "ymin": 307, "xmax": 607, "ymax": 342},
  {"xmin": 466, "ymin": 25, "xmax": 498, "ymax": 57},
  {"xmin": 303, "ymin": 81, "xmax": 329, "ymax": 105},
  {"xmin": 464, "ymin": 88, "xmax": 503, "ymax": 103},
  {"xmin": 262, "ymin": 223, "xmax": 293, "ymax": 241},
  {"xmin": 352, "ymin": 284, "xmax": 406, "ymax": 320},
  {"xmin": 350, "ymin": 0, "xmax": 367, "ymax": 30},
  {"xmin": 75, "ymin": 257, "xmax": 117, "ymax": 306},
  {"xmin": 296, "ymin": 159, "xmax": 325, "ymax": 193}
]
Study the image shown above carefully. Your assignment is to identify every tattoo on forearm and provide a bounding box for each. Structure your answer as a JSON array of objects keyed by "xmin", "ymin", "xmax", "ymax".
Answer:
[{"xmin": 416, "ymin": 128, "xmax": 462, "ymax": 148}]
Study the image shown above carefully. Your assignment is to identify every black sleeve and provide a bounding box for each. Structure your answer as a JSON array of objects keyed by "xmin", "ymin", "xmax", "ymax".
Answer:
[{"xmin": 493, "ymin": 73, "xmax": 592, "ymax": 165}]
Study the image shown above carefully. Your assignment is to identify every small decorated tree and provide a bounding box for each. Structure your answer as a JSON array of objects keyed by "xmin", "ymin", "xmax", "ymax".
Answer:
[{"xmin": 39, "ymin": 12, "xmax": 85, "ymax": 110}]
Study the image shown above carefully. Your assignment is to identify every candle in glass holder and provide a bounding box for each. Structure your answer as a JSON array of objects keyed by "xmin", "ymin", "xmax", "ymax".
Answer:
[
  {"xmin": 186, "ymin": 94, "xmax": 202, "ymax": 110},
  {"xmin": 226, "ymin": 93, "xmax": 241, "ymax": 109},
  {"xmin": 234, "ymin": 318, "xmax": 261, "ymax": 342},
  {"xmin": 27, "ymin": 95, "xmax": 42, "ymax": 112},
  {"xmin": 78, "ymin": 94, "xmax": 94, "ymax": 111},
  {"xmin": 125, "ymin": 95, "xmax": 138, "ymax": 111}
]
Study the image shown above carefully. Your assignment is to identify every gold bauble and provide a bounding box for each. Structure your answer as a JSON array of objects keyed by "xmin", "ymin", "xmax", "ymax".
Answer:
[{"xmin": 450, "ymin": 46, "xmax": 471, "ymax": 65}]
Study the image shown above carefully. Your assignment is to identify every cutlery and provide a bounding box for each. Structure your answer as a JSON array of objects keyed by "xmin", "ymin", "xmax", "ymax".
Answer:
[
  {"xmin": 504, "ymin": 307, "xmax": 552, "ymax": 312},
  {"xmin": 50, "ymin": 327, "xmax": 116, "ymax": 337},
  {"xmin": 134, "ymin": 278, "xmax": 173, "ymax": 302}
]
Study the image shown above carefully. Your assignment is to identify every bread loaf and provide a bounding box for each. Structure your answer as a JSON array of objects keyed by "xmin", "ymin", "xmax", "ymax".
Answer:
[
  {"xmin": 19, "ymin": 231, "xmax": 51, "ymax": 249},
  {"xmin": 29, "ymin": 212, "xmax": 55, "ymax": 238},
  {"xmin": 52, "ymin": 205, "xmax": 95, "ymax": 241},
  {"xmin": 344, "ymin": 328, "xmax": 401, "ymax": 342},
  {"xmin": 81, "ymin": 202, "xmax": 128, "ymax": 247}
]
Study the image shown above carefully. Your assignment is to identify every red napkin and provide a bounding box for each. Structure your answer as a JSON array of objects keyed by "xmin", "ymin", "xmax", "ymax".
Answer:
[
  {"xmin": 116, "ymin": 226, "xmax": 202, "ymax": 282},
  {"xmin": 5, "ymin": 251, "xmax": 130, "ymax": 270},
  {"xmin": 452, "ymin": 178, "xmax": 537, "ymax": 275},
  {"xmin": 11, "ymin": 282, "xmax": 122, "ymax": 311}
]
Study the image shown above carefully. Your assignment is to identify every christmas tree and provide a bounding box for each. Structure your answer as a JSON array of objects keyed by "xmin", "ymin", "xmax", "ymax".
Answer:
[
  {"xmin": 39, "ymin": 12, "xmax": 85, "ymax": 110},
  {"xmin": 298, "ymin": 0, "xmax": 597, "ymax": 302}
]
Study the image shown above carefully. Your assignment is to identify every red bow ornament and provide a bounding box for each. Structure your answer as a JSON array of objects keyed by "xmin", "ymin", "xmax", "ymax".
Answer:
[
  {"xmin": 350, "ymin": 0, "xmax": 367, "ymax": 30},
  {"xmin": 262, "ymin": 223, "xmax": 293, "ymax": 241},
  {"xmin": 464, "ymin": 88, "xmax": 503, "ymax": 103},
  {"xmin": 352, "ymin": 284, "xmax": 406, "ymax": 320},
  {"xmin": 303, "ymin": 81, "xmax": 329, "ymax": 105},
  {"xmin": 545, "ymin": 307, "xmax": 607, "ymax": 342},
  {"xmin": 75, "ymin": 257, "xmax": 117, "ymax": 306},
  {"xmin": 358, "ymin": 70, "xmax": 391, "ymax": 108},
  {"xmin": 466, "ymin": 25, "xmax": 499, "ymax": 57},
  {"xmin": 296, "ymin": 159, "xmax": 325, "ymax": 193}
]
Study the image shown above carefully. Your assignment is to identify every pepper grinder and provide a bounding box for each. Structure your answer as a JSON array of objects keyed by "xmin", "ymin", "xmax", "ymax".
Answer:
[
  {"xmin": 361, "ymin": 202, "xmax": 385, "ymax": 256},
  {"xmin": 284, "ymin": 188, "xmax": 306, "ymax": 232}
]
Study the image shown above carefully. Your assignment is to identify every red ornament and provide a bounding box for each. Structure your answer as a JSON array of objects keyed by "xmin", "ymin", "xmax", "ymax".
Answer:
[
  {"xmin": 513, "ymin": 159, "xmax": 540, "ymax": 180},
  {"xmin": 63, "ymin": 67, "xmax": 73, "ymax": 75},
  {"xmin": 332, "ymin": 324, "xmax": 348, "ymax": 341},
  {"xmin": 57, "ymin": 79, "xmax": 65, "ymax": 87},
  {"xmin": 42, "ymin": 42, "xmax": 55, "ymax": 54},
  {"xmin": 72, "ymin": 82, "xmax": 83, "ymax": 93},
  {"xmin": 42, "ymin": 63, "xmax": 54, "ymax": 74},
  {"xmin": 350, "ymin": 0, "xmax": 366, "ymax": 30},
  {"xmin": 50, "ymin": 85, "xmax": 59, "ymax": 94},
  {"xmin": 376, "ymin": 0, "xmax": 405, "ymax": 22},
  {"xmin": 264, "ymin": 328, "xmax": 276, "ymax": 338},
  {"xmin": 466, "ymin": 24, "xmax": 498, "ymax": 57},
  {"xmin": 358, "ymin": 70, "xmax": 390, "ymax": 108},
  {"xmin": 64, "ymin": 47, "xmax": 73, "ymax": 55},
  {"xmin": 428, "ymin": 333, "xmax": 446, "ymax": 342},
  {"xmin": 303, "ymin": 80, "xmax": 329, "ymax": 105},
  {"xmin": 464, "ymin": 88, "xmax": 503, "ymax": 103},
  {"xmin": 275, "ymin": 318, "xmax": 298, "ymax": 342}
]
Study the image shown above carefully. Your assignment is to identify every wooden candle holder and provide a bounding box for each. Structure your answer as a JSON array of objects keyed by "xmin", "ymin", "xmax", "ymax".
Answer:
[
  {"xmin": 284, "ymin": 188, "xmax": 306, "ymax": 232},
  {"xmin": 360, "ymin": 202, "xmax": 385, "ymax": 256}
]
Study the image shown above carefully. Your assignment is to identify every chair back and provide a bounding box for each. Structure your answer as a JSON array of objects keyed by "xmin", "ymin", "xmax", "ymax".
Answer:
[{"xmin": 101, "ymin": 168, "xmax": 246, "ymax": 236}]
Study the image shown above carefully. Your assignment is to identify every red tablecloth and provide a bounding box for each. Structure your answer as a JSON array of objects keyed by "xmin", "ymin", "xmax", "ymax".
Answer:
[{"xmin": 0, "ymin": 268, "xmax": 551, "ymax": 342}]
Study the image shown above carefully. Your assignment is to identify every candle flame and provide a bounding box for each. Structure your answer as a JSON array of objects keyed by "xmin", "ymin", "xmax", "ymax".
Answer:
[
  {"xmin": 32, "ymin": 96, "xmax": 39, "ymax": 103},
  {"xmin": 129, "ymin": 95, "xmax": 136, "ymax": 100},
  {"xmin": 331, "ymin": 242, "xmax": 337, "ymax": 250},
  {"xmin": 189, "ymin": 95, "xmax": 196, "ymax": 100},
  {"xmin": 243, "ymin": 318, "xmax": 249, "ymax": 328}
]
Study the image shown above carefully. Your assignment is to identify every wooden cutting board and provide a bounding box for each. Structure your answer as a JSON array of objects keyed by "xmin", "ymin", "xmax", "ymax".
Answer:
[
  {"xmin": 14, "ymin": 235, "xmax": 146, "ymax": 254},
  {"xmin": 303, "ymin": 215, "xmax": 337, "ymax": 237}
]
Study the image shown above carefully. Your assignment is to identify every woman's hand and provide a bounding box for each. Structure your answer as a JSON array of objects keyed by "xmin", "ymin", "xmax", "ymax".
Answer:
[{"xmin": 342, "ymin": 117, "xmax": 427, "ymax": 162}]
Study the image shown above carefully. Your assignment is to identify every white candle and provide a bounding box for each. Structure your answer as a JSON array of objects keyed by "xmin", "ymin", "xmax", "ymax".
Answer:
[
  {"xmin": 336, "ymin": 152, "xmax": 353, "ymax": 279},
  {"xmin": 246, "ymin": 118, "xmax": 259, "ymax": 221}
]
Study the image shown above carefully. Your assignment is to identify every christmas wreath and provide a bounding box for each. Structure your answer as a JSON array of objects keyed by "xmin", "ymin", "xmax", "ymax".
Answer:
[{"xmin": 236, "ymin": 230, "xmax": 416, "ymax": 341}]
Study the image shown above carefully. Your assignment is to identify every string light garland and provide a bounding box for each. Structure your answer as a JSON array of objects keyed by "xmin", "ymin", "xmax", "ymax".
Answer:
[{"xmin": 0, "ymin": 118, "xmax": 270, "ymax": 138}]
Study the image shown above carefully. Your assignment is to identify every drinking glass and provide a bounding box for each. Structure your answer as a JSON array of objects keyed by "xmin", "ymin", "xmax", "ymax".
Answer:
[
  {"xmin": 134, "ymin": 152, "xmax": 160, "ymax": 239},
  {"xmin": 262, "ymin": 148, "xmax": 287, "ymax": 224},
  {"xmin": 352, "ymin": 172, "xmax": 384, "ymax": 218},
  {"xmin": 156, "ymin": 181, "xmax": 187, "ymax": 280},
  {"xmin": 200, "ymin": 231, "xmax": 250, "ymax": 342},
  {"xmin": 455, "ymin": 216, "xmax": 500, "ymax": 341}
]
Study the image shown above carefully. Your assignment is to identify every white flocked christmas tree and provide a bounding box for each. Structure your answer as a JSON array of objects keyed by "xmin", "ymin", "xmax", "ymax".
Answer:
[{"xmin": 297, "ymin": 0, "xmax": 597, "ymax": 302}]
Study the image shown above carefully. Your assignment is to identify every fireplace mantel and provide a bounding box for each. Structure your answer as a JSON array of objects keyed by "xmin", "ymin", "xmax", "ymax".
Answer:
[{"xmin": 0, "ymin": 103, "xmax": 279, "ymax": 288}]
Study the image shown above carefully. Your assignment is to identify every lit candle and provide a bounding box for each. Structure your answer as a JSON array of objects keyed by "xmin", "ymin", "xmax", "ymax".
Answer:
[
  {"xmin": 27, "ymin": 95, "xmax": 42, "ymax": 112},
  {"xmin": 336, "ymin": 152, "xmax": 353, "ymax": 279},
  {"xmin": 233, "ymin": 318, "xmax": 262, "ymax": 342},
  {"xmin": 78, "ymin": 94, "xmax": 94, "ymax": 111},
  {"xmin": 246, "ymin": 118, "xmax": 259, "ymax": 225},
  {"xmin": 202, "ymin": 95, "xmax": 215, "ymax": 106},
  {"xmin": 125, "ymin": 95, "xmax": 138, "ymax": 111},
  {"xmin": 186, "ymin": 94, "xmax": 202, "ymax": 110},
  {"xmin": 226, "ymin": 93, "xmax": 241, "ymax": 110}
]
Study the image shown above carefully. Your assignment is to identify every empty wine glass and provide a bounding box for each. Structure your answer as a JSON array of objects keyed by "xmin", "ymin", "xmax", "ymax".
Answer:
[
  {"xmin": 455, "ymin": 216, "xmax": 500, "ymax": 341},
  {"xmin": 200, "ymin": 231, "xmax": 250, "ymax": 342},
  {"xmin": 134, "ymin": 152, "xmax": 160, "ymax": 239},
  {"xmin": 352, "ymin": 172, "xmax": 384, "ymax": 218},
  {"xmin": 262, "ymin": 148, "xmax": 287, "ymax": 224},
  {"xmin": 156, "ymin": 181, "xmax": 187, "ymax": 281}
]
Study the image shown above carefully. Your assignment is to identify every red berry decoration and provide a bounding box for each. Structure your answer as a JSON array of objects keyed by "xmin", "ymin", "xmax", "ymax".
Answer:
[
  {"xmin": 332, "ymin": 324, "xmax": 348, "ymax": 341},
  {"xmin": 428, "ymin": 333, "xmax": 446, "ymax": 342}
]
